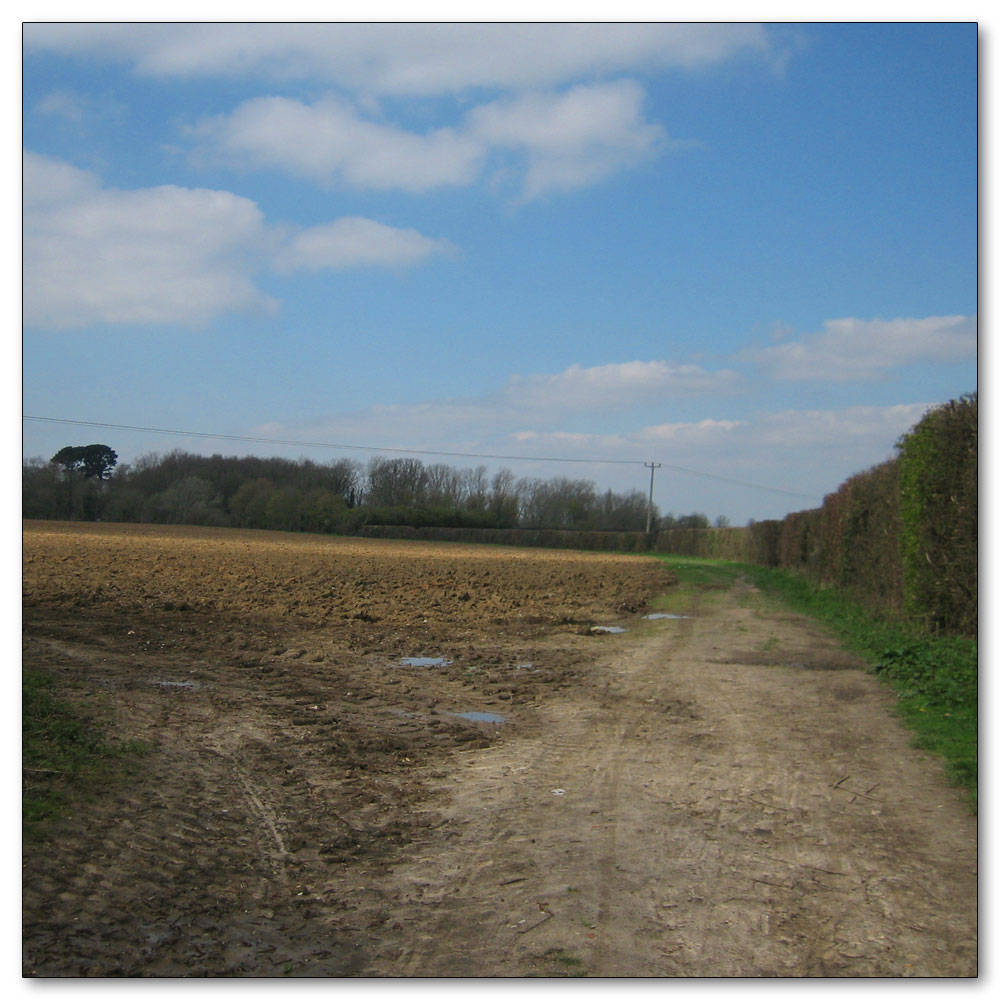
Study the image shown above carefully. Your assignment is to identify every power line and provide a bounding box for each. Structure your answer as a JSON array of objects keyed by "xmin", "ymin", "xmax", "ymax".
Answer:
[
  {"xmin": 23, "ymin": 415, "xmax": 642, "ymax": 465},
  {"xmin": 22, "ymin": 414, "xmax": 822, "ymax": 501}
]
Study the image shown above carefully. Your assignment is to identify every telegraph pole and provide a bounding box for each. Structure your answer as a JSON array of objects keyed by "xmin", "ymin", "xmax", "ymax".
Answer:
[{"xmin": 644, "ymin": 462, "xmax": 662, "ymax": 536}]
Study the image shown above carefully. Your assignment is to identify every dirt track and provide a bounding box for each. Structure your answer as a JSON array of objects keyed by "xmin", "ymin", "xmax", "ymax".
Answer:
[{"xmin": 22, "ymin": 523, "xmax": 977, "ymax": 977}]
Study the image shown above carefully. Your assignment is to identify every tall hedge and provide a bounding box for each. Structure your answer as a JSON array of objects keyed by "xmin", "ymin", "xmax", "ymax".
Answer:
[
  {"xmin": 837, "ymin": 459, "xmax": 902, "ymax": 612},
  {"xmin": 896, "ymin": 393, "xmax": 978, "ymax": 635},
  {"xmin": 651, "ymin": 393, "xmax": 976, "ymax": 637}
]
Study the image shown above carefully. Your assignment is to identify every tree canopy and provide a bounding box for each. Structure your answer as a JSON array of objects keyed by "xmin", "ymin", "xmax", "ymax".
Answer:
[{"xmin": 51, "ymin": 444, "xmax": 118, "ymax": 481}]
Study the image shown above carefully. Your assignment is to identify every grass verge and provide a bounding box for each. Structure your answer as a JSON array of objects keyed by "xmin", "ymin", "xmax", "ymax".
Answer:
[
  {"xmin": 653, "ymin": 555, "xmax": 978, "ymax": 812},
  {"xmin": 23, "ymin": 668, "xmax": 148, "ymax": 840}
]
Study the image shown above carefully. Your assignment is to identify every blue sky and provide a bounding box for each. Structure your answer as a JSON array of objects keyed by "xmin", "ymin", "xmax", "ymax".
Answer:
[{"xmin": 20, "ymin": 20, "xmax": 978, "ymax": 524}]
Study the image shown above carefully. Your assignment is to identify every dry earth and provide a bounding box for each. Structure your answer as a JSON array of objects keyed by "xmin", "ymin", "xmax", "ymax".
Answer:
[{"xmin": 22, "ymin": 522, "xmax": 977, "ymax": 977}]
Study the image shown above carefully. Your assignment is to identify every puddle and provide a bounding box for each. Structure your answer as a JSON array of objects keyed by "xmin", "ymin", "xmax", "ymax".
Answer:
[
  {"xmin": 398, "ymin": 657, "xmax": 452, "ymax": 668},
  {"xmin": 590, "ymin": 625, "xmax": 626, "ymax": 634},
  {"xmin": 642, "ymin": 613, "xmax": 691, "ymax": 620},
  {"xmin": 451, "ymin": 711, "xmax": 508, "ymax": 724},
  {"xmin": 148, "ymin": 678, "xmax": 201, "ymax": 690},
  {"xmin": 515, "ymin": 662, "xmax": 536, "ymax": 671}
]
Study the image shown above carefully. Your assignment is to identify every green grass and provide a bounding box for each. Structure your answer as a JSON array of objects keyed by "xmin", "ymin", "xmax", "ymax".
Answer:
[
  {"xmin": 658, "ymin": 554, "xmax": 747, "ymax": 590},
  {"xmin": 652, "ymin": 555, "xmax": 978, "ymax": 812},
  {"xmin": 644, "ymin": 555, "xmax": 746, "ymax": 617},
  {"xmin": 542, "ymin": 949, "xmax": 586, "ymax": 976},
  {"xmin": 23, "ymin": 668, "xmax": 149, "ymax": 839}
]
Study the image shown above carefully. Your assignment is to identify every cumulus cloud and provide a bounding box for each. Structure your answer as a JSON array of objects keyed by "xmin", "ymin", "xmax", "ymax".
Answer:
[
  {"xmin": 274, "ymin": 217, "xmax": 457, "ymax": 272},
  {"xmin": 190, "ymin": 80, "xmax": 666, "ymax": 198},
  {"xmin": 23, "ymin": 152, "xmax": 457, "ymax": 330},
  {"xmin": 24, "ymin": 24, "xmax": 790, "ymax": 202},
  {"xmin": 190, "ymin": 95, "xmax": 484, "ymax": 190},
  {"xmin": 24, "ymin": 152, "xmax": 276, "ymax": 329},
  {"xmin": 23, "ymin": 23, "xmax": 781, "ymax": 93},
  {"xmin": 468, "ymin": 81, "xmax": 665, "ymax": 197},
  {"xmin": 738, "ymin": 315, "xmax": 977, "ymax": 380}
]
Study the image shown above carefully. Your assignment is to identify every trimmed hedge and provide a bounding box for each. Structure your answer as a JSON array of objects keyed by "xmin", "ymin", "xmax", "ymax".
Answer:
[
  {"xmin": 897, "ymin": 393, "xmax": 978, "ymax": 635},
  {"xmin": 838, "ymin": 459, "xmax": 903, "ymax": 612}
]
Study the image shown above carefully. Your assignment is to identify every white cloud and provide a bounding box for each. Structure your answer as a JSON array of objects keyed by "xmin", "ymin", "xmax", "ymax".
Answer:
[
  {"xmin": 190, "ymin": 95, "xmax": 484, "ymax": 190},
  {"xmin": 246, "ymin": 360, "xmax": 747, "ymax": 472},
  {"xmin": 509, "ymin": 418, "xmax": 745, "ymax": 456},
  {"xmin": 34, "ymin": 87, "xmax": 128, "ymax": 130},
  {"xmin": 23, "ymin": 149, "xmax": 101, "ymax": 206},
  {"xmin": 503, "ymin": 360, "xmax": 741, "ymax": 411},
  {"xmin": 250, "ymin": 359, "xmax": 742, "ymax": 454},
  {"xmin": 468, "ymin": 81, "xmax": 665, "ymax": 197},
  {"xmin": 23, "ymin": 23, "xmax": 780, "ymax": 93},
  {"xmin": 191, "ymin": 80, "xmax": 667, "ymax": 198},
  {"xmin": 23, "ymin": 152, "xmax": 458, "ymax": 330},
  {"xmin": 637, "ymin": 418, "xmax": 744, "ymax": 442},
  {"xmin": 24, "ymin": 152, "xmax": 277, "ymax": 329},
  {"xmin": 274, "ymin": 217, "xmax": 457, "ymax": 272},
  {"xmin": 739, "ymin": 315, "xmax": 977, "ymax": 380},
  {"xmin": 753, "ymin": 403, "xmax": 934, "ymax": 449},
  {"xmin": 23, "ymin": 25, "xmax": 789, "ymax": 203},
  {"xmin": 35, "ymin": 89, "xmax": 89, "ymax": 123}
]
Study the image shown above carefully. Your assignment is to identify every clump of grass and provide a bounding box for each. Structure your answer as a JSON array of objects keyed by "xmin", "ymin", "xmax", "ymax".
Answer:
[
  {"xmin": 651, "ymin": 555, "xmax": 978, "ymax": 812},
  {"xmin": 23, "ymin": 668, "xmax": 148, "ymax": 838},
  {"xmin": 543, "ymin": 949, "xmax": 585, "ymax": 975}
]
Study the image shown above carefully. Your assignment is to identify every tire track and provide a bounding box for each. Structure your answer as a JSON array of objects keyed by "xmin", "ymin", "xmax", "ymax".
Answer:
[{"xmin": 391, "ymin": 617, "xmax": 698, "ymax": 976}]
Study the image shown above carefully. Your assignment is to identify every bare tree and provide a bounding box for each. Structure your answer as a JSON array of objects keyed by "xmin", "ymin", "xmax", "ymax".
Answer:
[
  {"xmin": 365, "ymin": 456, "xmax": 429, "ymax": 507},
  {"xmin": 425, "ymin": 463, "xmax": 464, "ymax": 507},
  {"xmin": 489, "ymin": 468, "xmax": 519, "ymax": 524},
  {"xmin": 458, "ymin": 465, "xmax": 489, "ymax": 510}
]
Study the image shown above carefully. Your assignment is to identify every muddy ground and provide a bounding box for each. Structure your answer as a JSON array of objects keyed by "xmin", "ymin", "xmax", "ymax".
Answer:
[{"xmin": 22, "ymin": 522, "xmax": 977, "ymax": 977}]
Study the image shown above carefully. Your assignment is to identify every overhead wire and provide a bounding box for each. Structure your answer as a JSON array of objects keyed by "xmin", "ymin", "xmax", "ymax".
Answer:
[{"xmin": 22, "ymin": 414, "xmax": 822, "ymax": 501}]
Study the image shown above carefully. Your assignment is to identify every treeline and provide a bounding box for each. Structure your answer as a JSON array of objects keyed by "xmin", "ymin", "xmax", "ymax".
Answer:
[
  {"xmin": 655, "ymin": 393, "xmax": 978, "ymax": 637},
  {"xmin": 22, "ymin": 449, "xmax": 663, "ymax": 535}
]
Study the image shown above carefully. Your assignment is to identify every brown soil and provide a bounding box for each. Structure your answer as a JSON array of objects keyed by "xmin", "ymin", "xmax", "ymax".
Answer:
[{"xmin": 22, "ymin": 522, "xmax": 977, "ymax": 977}]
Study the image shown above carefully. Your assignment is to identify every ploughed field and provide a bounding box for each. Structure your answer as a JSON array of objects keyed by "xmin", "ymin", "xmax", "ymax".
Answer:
[
  {"xmin": 22, "ymin": 521, "xmax": 671, "ymax": 976},
  {"xmin": 22, "ymin": 521, "xmax": 665, "ymax": 632}
]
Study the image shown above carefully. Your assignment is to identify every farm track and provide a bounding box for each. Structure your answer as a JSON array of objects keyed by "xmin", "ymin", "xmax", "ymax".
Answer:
[{"xmin": 22, "ymin": 522, "xmax": 977, "ymax": 977}]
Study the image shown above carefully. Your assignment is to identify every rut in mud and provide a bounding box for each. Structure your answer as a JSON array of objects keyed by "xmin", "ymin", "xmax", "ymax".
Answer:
[{"xmin": 22, "ymin": 523, "xmax": 977, "ymax": 977}]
